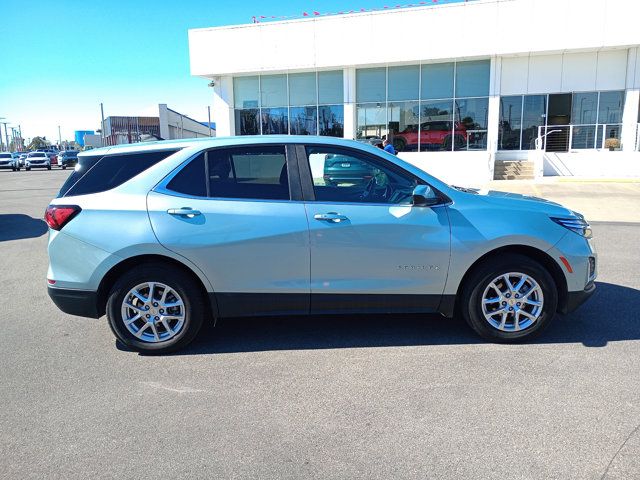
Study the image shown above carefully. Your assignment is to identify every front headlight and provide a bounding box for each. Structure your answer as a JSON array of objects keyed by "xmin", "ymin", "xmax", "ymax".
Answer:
[{"xmin": 550, "ymin": 216, "xmax": 593, "ymax": 239}]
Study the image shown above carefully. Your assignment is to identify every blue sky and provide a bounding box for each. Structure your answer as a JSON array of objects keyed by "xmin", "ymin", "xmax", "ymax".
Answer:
[{"xmin": 0, "ymin": 0, "xmax": 461, "ymax": 144}]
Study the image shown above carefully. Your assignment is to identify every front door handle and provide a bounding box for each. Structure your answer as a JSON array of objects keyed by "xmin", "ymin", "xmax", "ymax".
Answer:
[
  {"xmin": 314, "ymin": 212, "xmax": 348, "ymax": 223},
  {"xmin": 167, "ymin": 207, "xmax": 201, "ymax": 218}
]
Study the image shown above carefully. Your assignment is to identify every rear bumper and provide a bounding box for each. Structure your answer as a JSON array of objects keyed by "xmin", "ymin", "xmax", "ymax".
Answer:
[
  {"xmin": 48, "ymin": 286, "xmax": 101, "ymax": 318},
  {"xmin": 560, "ymin": 282, "xmax": 596, "ymax": 314}
]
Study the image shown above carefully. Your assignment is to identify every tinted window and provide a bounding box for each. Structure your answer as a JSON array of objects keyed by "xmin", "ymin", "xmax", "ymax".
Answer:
[
  {"xmin": 60, "ymin": 150, "xmax": 178, "ymax": 197},
  {"xmin": 306, "ymin": 146, "xmax": 418, "ymax": 204},
  {"xmin": 166, "ymin": 153, "xmax": 207, "ymax": 197},
  {"xmin": 208, "ymin": 146, "xmax": 289, "ymax": 200}
]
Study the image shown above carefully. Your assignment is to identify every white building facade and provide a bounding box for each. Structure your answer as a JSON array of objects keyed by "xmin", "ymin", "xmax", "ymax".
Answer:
[{"xmin": 189, "ymin": 0, "xmax": 640, "ymax": 184}]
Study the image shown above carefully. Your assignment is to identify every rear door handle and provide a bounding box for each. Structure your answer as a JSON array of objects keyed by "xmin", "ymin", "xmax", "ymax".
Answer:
[
  {"xmin": 314, "ymin": 212, "xmax": 348, "ymax": 223},
  {"xmin": 167, "ymin": 207, "xmax": 201, "ymax": 217}
]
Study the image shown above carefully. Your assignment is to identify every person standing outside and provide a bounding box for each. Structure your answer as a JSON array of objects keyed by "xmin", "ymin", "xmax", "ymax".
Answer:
[{"xmin": 382, "ymin": 138, "xmax": 396, "ymax": 155}]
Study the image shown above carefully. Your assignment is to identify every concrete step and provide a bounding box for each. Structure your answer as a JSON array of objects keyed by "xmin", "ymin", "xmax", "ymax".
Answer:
[
  {"xmin": 494, "ymin": 173, "xmax": 536, "ymax": 180},
  {"xmin": 493, "ymin": 160, "xmax": 536, "ymax": 180}
]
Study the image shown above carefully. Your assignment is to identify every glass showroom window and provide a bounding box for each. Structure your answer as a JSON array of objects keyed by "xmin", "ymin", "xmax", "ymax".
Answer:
[
  {"xmin": 498, "ymin": 91, "xmax": 624, "ymax": 150},
  {"xmin": 596, "ymin": 91, "xmax": 624, "ymax": 149},
  {"xmin": 289, "ymin": 72, "xmax": 316, "ymax": 135},
  {"xmin": 499, "ymin": 96, "xmax": 523, "ymax": 150},
  {"xmin": 234, "ymin": 76, "xmax": 260, "ymax": 135},
  {"xmin": 454, "ymin": 97, "xmax": 489, "ymax": 151},
  {"xmin": 233, "ymin": 71, "xmax": 343, "ymax": 137},
  {"xmin": 522, "ymin": 95, "xmax": 546, "ymax": 150},
  {"xmin": 355, "ymin": 60, "xmax": 490, "ymax": 152},
  {"xmin": 498, "ymin": 94, "xmax": 547, "ymax": 150}
]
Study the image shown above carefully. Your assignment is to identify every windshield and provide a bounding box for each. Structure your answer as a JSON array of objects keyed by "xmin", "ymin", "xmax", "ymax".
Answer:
[{"xmin": 29, "ymin": 153, "xmax": 46, "ymax": 157}]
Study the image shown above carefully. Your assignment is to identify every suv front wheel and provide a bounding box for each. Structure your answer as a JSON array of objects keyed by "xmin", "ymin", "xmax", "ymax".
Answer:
[
  {"xmin": 460, "ymin": 254, "xmax": 558, "ymax": 343},
  {"xmin": 106, "ymin": 264, "xmax": 206, "ymax": 353}
]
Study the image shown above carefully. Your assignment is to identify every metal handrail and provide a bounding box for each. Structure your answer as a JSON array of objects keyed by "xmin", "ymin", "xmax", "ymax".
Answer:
[{"xmin": 536, "ymin": 124, "xmax": 622, "ymax": 151}]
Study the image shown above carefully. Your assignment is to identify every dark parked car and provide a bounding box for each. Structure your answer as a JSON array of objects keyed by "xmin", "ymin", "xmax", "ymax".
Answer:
[
  {"xmin": 58, "ymin": 150, "xmax": 79, "ymax": 169},
  {"xmin": 322, "ymin": 153, "xmax": 375, "ymax": 186}
]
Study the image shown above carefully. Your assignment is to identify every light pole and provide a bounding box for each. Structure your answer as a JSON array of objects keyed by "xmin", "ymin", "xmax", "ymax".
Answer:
[
  {"xmin": 100, "ymin": 103, "xmax": 106, "ymax": 146},
  {"xmin": 58, "ymin": 125, "xmax": 62, "ymax": 148},
  {"xmin": 207, "ymin": 106, "xmax": 212, "ymax": 137},
  {"xmin": 1, "ymin": 121, "xmax": 10, "ymax": 152}
]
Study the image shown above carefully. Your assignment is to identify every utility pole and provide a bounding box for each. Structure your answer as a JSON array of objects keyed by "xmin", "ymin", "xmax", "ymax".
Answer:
[
  {"xmin": 58, "ymin": 125, "xmax": 62, "ymax": 148},
  {"xmin": 100, "ymin": 103, "xmax": 106, "ymax": 146},
  {"xmin": 0, "ymin": 117, "xmax": 4, "ymax": 151},
  {"xmin": 0, "ymin": 122, "xmax": 10, "ymax": 152},
  {"xmin": 0, "ymin": 117, "xmax": 9, "ymax": 150},
  {"xmin": 207, "ymin": 106, "xmax": 212, "ymax": 137}
]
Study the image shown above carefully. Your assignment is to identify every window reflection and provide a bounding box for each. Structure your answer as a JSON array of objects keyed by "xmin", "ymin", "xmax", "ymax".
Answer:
[
  {"xmin": 235, "ymin": 109, "xmax": 259, "ymax": 135},
  {"xmin": 522, "ymin": 95, "xmax": 546, "ymax": 150},
  {"xmin": 388, "ymin": 102, "xmax": 419, "ymax": 152},
  {"xmin": 419, "ymin": 100, "xmax": 453, "ymax": 151},
  {"xmin": 233, "ymin": 71, "xmax": 343, "ymax": 137},
  {"xmin": 356, "ymin": 103, "xmax": 387, "ymax": 141},
  {"xmin": 319, "ymin": 105, "xmax": 344, "ymax": 137},
  {"xmin": 261, "ymin": 108, "xmax": 288, "ymax": 135},
  {"xmin": 499, "ymin": 96, "xmax": 523, "ymax": 150},
  {"xmin": 290, "ymin": 107, "xmax": 317, "ymax": 135},
  {"xmin": 454, "ymin": 98, "xmax": 489, "ymax": 150},
  {"xmin": 598, "ymin": 91, "xmax": 624, "ymax": 124}
]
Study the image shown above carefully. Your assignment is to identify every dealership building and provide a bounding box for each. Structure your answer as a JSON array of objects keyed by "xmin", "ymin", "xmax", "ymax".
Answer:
[{"xmin": 189, "ymin": 0, "xmax": 640, "ymax": 184}]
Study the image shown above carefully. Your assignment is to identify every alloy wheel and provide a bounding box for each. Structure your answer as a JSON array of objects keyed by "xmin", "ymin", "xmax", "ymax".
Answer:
[
  {"xmin": 481, "ymin": 272, "xmax": 544, "ymax": 332},
  {"xmin": 121, "ymin": 282, "xmax": 185, "ymax": 343}
]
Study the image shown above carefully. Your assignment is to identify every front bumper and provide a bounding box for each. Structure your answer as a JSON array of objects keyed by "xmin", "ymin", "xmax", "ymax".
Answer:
[
  {"xmin": 48, "ymin": 286, "xmax": 101, "ymax": 318},
  {"xmin": 560, "ymin": 281, "xmax": 596, "ymax": 314}
]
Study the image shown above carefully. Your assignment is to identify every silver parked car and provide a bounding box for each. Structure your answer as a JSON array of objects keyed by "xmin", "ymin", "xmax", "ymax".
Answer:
[
  {"xmin": 46, "ymin": 136, "xmax": 596, "ymax": 353},
  {"xmin": 26, "ymin": 151, "xmax": 51, "ymax": 170},
  {"xmin": 0, "ymin": 152, "xmax": 17, "ymax": 170}
]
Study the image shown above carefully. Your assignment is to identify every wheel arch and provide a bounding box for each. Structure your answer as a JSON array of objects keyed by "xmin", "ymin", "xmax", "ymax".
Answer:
[
  {"xmin": 96, "ymin": 254, "xmax": 217, "ymax": 319},
  {"xmin": 446, "ymin": 244, "xmax": 568, "ymax": 317}
]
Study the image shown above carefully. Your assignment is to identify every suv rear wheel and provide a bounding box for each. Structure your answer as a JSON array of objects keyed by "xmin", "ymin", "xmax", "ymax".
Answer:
[
  {"xmin": 106, "ymin": 264, "xmax": 206, "ymax": 353},
  {"xmin": 460, "ymin": 254, "xmax": 558, "ymax": 342}
]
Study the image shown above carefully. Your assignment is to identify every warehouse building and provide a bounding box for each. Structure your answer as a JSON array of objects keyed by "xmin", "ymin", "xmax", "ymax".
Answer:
[{"xmin": 188, "ymin": 0, "xmax": 640, "ymax": 184}]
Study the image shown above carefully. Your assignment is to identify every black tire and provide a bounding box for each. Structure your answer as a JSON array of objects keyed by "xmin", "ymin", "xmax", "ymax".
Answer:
[
  {"xmin": 62, "ymin": 165, "xmax": 67, "ymax": 170},
  {"xmin": 26, "ymin": 167, "xmax": 31, "ymax": 171},
  {"xmin": 459, "ymin": 253, "xmax": 558, "ymax": 343},
  {"xmin": 106, "ymin": 263, "xmax": 207, "ymax": 353},
  {"xmin": 47, "ymin": 166, "xmax": 51, "ymax": 170}
]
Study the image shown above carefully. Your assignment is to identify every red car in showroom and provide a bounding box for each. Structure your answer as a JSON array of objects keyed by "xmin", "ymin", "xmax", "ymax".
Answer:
[{"xmin": 393, "ymin": 121, "xmax": 467, "ymax": 152}]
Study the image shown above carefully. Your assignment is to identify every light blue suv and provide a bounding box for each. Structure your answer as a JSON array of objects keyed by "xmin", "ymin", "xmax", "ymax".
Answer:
[{"xmin": 45, "ymin": 136, "xmax": 596, "ymax": 353}]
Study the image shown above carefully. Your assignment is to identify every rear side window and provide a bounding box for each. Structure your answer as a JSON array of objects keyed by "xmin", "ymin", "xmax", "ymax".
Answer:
[
  {"xmin": 210, "ymin": 146, "xmax": 289, "ymax": 200},
  {"xmin": 166, "ymin": 153, "xmax": 207, "ymax": 197},
  {"xmin": 59, "ymin": 150, "xmax": 178, "ymax": 197},
  {"xmin": 165, "ymin": 146, "xmax": 289, "ymax": 200}
]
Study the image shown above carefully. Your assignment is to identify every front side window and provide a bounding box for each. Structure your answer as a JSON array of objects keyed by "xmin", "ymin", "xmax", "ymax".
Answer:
[{"xmin": 306, "ymin": 146, "xmax": 418, "ymax": 204}]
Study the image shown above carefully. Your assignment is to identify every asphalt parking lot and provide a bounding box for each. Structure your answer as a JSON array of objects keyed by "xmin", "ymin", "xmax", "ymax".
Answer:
[{"xmin": 1, "ymin": 169, "xmax": 639, "ymax": 479}]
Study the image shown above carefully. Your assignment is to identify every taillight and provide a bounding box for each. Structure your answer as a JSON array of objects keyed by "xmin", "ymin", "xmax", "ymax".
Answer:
[{"xmin": 44, "ymin": 205, "xmax": 81, "ymax": 231}]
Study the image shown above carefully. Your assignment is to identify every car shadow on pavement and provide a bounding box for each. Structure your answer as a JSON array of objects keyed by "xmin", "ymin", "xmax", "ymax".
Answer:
[
  {"xmin": 118, "ymin": 281, "xmax": 639, "ymax": 355},
  {"xmin": 0, "ymin": 214, "xmax": 48, "ymax": 242}
]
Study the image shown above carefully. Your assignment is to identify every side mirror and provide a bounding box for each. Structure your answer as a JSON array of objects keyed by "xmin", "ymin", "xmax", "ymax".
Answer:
[{"xmin": 412, "ymin": 185, "xmax": 440, "ymax": 207}]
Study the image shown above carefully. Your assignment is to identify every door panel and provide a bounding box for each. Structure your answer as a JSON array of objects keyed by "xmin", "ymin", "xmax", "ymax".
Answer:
[
  {"xmin": 299, "ymin": 144, "xmax": 451, "ymax": 314},
  {"xmin": 146, "ymin": 144, "xmax": 310, "ymax": 317},
  {"xmin": 307, "ymin": 202, "xmax": 450, "ymax": 298}
]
